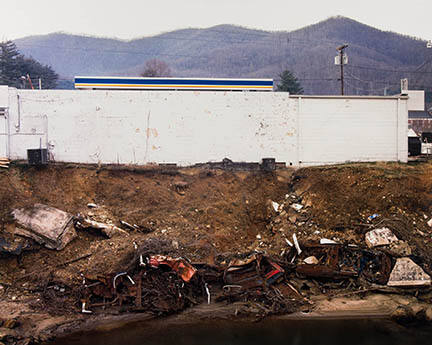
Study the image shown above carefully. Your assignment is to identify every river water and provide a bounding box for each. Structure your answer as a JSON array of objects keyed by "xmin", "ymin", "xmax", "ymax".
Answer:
[{"xmin": 48, "ymin": 318, "xmax": 432, "ymax": 345}]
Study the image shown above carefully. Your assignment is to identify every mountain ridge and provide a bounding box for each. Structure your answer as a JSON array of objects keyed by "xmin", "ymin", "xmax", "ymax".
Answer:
[{"xmin": 13, "ymin": 16, "xmax": 432, "ymax": 96}]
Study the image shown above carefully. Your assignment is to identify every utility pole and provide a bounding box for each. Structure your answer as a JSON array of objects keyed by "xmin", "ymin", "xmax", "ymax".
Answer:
[{"xmin": 336, "ymin": 44, "xmax": 348, "ymax": 95}]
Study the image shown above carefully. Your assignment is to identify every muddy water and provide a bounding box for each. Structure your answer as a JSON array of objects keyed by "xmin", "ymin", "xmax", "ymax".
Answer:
[{"xmin": 48, "ymin": 318, "xmax": 432, "ymax": 345}]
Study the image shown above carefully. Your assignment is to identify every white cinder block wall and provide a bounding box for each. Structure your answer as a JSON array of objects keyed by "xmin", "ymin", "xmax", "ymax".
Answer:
[{"xmin": 0, "ymin": 88, "xmax": 409, "ymax": 166}]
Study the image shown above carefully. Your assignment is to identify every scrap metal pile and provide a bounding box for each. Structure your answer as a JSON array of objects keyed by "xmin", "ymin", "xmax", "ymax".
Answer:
[
  {"xmin": 78, "ymin": 247, "xmax": 300, "ymax": 316},
  {"xmin": 74, "ymin": 228, "xmax": 431, "ymax": 317},
  {"xmin": 81, "ymin": 254, "xmax": 200, "ymax": 315}
]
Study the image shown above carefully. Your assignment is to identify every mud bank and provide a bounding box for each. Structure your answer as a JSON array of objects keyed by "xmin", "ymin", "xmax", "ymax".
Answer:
[
  {"xmin": 1, "ymin": 162, "xmax": 432, "ymax": 344},
  {"xmin": 44, "ymin": 296, "xmax": 432, "ymax": 345}
]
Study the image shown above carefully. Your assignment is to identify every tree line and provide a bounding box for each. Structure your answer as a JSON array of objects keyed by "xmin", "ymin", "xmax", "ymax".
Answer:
[{"xmin": 0, "ymin": 40, "xmax": 58, "ymax": 89}]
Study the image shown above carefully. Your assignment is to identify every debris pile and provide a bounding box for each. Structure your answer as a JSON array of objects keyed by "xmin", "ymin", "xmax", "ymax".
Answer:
[
  {"xmin": 5, "ymin": 201, "xmax": 432, "ymax": 320},
  {"xmin": 287, "ymin": 243, "xmax": 392, "ymax": 285},
  {"xmin": 77, "ymin": 243, "xmax": 301, "ymax": 317}
]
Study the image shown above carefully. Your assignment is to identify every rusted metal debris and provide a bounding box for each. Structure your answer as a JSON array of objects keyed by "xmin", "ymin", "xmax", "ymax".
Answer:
[
  {"xmin": 147, "ymin": 255, "xmax": 197, "ymax": 282},
  {"xmin": 288, "ymin": 243, "xmax": 392, "ymax": 285},
  {"xmin": 80, "ymin": 252, "xmax": 203, "ymax": 315},
  {"xmin": 79, "ymin": 250, "xmax": 294, "ymax": 316},
  {"xmin": 70, "ymin": 239, "xmax": 427, "ymax": 318},
  {"xmin": 223, "ymin": 254, "xmax": 284, "ymax": 290}
]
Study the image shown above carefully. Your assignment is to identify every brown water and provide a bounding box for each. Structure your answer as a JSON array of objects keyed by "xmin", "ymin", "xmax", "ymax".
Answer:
[{"xmin": 47, "ymin": 318, "xmax": 432, "ymax": 345}]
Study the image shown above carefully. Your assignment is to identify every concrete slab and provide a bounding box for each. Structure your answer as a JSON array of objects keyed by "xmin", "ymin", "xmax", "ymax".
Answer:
[
  {"xmin": 12, "ymin": 204, "xmax": 76, "ymax": 250},
  {"xmin": 387, "ymin": 258, "xmax": 431, "ymax": 287},
  {"xmin": 365, "ymin": 228, "xmax": 399, "ymax": 248}
]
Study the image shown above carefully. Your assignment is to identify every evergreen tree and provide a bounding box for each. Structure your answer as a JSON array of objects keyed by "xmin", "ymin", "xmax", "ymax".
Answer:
[
  {"xmin": 0, "ymin": 40, "xmax": 58, "ymax": 88},
  {"xmin": 276, "ymin": 70, "xmax": 304, "ymax": 94},
  {"xmin": 17, "ymin": 56, "xmax": 58, "ymax": 89},
  {"xmin": 0, "ymin": 41, "xmax": 20, "ymax": 87}
]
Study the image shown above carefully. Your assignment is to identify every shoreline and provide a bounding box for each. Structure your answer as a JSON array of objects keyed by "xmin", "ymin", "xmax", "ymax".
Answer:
[{"xmin": 28, "ymin": 292, "xmax": 430, "ymax": 344}]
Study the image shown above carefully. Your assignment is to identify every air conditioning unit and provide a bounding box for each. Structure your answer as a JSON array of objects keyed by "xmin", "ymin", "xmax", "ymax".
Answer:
[{"xmin": 27, "ymin": 149, "xmax": 48, "ymax": 165}]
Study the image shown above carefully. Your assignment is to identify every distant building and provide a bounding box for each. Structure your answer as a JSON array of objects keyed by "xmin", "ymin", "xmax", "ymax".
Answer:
[{"xmin": 408, "ymin": 107, "xmax": 432, "ymax": 134}]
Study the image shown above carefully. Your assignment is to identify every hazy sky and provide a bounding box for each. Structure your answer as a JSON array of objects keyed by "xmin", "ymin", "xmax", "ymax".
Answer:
[{"xmin": 1, "ymin": 0, "xmax": 430, "ymax": 41}]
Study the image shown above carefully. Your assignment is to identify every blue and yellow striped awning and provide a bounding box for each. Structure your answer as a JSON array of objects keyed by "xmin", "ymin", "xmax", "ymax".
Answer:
[{"xmin": 74, "ymin": 76, "xmax": 273, "ymax": 91}]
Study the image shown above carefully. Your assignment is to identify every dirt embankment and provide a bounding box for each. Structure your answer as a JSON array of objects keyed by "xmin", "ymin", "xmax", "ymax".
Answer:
[{"xmin": 1, "ymin": 162, "xmax": 432, "ymax": 344}]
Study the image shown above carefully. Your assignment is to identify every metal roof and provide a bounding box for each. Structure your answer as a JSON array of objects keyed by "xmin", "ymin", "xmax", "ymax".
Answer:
[{"xmin": 408, "ymin": 110, "xmax": 432, "ymax": 119}]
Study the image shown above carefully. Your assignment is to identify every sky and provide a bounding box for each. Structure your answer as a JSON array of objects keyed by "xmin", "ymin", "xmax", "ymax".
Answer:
[{"xmin": 0, "ymin": 0, "xmax": 431, "ymax": 41}]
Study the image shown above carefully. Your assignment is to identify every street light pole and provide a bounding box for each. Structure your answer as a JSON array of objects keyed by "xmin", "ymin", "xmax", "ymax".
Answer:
[{"xmin": 336, "ymin": 44, "xmax": 348, "ymax": 95}]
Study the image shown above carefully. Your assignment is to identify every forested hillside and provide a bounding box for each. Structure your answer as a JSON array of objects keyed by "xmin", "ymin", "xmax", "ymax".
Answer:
[{"xmin": 14, "ymin": 16, "xmax": 432, "ymax": 97}]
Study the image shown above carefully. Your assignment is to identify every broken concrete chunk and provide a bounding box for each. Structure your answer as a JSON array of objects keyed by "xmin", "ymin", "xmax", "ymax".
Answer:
[
  {"xmin": 75, "ymin": 216, "xmax": 128, "ymax": 238},
  {"xmin": 303, "ymin": 256, "xmax": 319, "ymax": 265},
  {"xmin": 387, "ymin": 258, "xmax": 431, "ymax": 287},
  {"xmin": 12, "ymin": 204, "xmax": 76, "ymax": 250},
  {"xmin": 365, "ymin": 227, "xmax": 398, "ymax": 248}
]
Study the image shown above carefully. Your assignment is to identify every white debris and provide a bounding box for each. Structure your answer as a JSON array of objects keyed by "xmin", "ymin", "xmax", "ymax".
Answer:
[
  {"xmin": 76, "ymin": 216, "xmax": 128, "ymax": 238},
  {"xmin": 271, "ymin": 201, "xmax": 280, "ymax": 213},
  {"xmin": 205, "ymin": 283, "xmax": 211, "ymax": 304},
  {"xmin": 304, "ymin": 256, "xmax": 319, "ymax": 265},
  {"xmin": 427, "ymin": 219, "xmax": 432, "ymax": 227},
  {"xmin": 87, "ymin": 203, "xmax": 98, "ymax": 208},
  {"xmin": 285, "ymin": 238, "xmax": 293, "ymax": 247},
  {"xmin": 81, "ymin": 301, "xmax": 93, "ymax": 314},
  {"xmin": 293, "ymin": 233, "xmax": 302, "ymax": 255},
  {"xmin": 291, "ymin": 203, "xmax": 304, "ymax": 212},
  {"xmin": 365, "ymin": 228, "xmax": 399, "ymax": 248},
  {"xmin": 387, "ymin": 258, "xmax": 431, "ymax": 287},
  {"xmin": 256, "ymin": 234, "xmax": 262, "ymax": 240},
  {"xmin": 320, "ymin": 238, "xmax": 338, "ymax": 245}
]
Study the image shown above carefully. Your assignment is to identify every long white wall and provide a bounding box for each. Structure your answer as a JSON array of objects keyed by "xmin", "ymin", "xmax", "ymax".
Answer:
[{"xmin": 0, "ymin": 88, "xmax": 409, "ymax": 166}]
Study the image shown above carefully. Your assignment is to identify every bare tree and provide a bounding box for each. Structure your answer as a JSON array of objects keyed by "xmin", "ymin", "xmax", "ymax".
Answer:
[{"xmin": 140, "ymin": 59, "xmax": 171, "ymax": 77}]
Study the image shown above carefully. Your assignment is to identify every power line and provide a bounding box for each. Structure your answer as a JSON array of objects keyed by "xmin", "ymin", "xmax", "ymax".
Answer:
[
  {"xmin": 348, "ymin": 64, "xmax": 432, "ymax": 74},
  {"xmin": 345, "ymin": 70, "xmax": 432, "ymax": 88}
]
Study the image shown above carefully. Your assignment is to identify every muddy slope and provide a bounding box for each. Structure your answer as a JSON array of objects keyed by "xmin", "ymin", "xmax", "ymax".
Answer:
[{"xmin": 1, "ymin": 162, "xmax": 432, "ymax": 343}]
